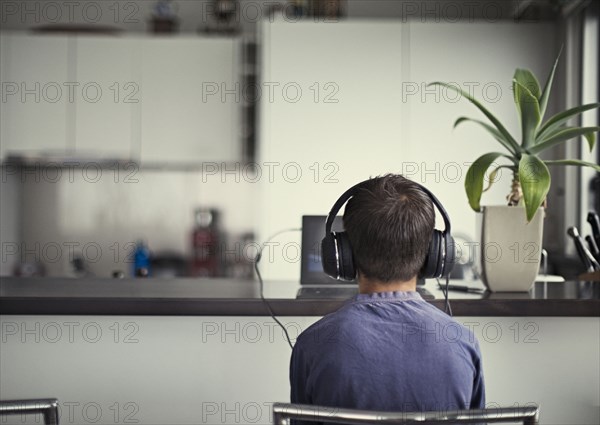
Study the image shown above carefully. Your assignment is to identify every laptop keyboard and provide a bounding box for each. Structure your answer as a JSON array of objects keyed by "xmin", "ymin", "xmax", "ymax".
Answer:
[{"xmin": 297, "ymin": 286, "xmax": 434, "ymax": 300}]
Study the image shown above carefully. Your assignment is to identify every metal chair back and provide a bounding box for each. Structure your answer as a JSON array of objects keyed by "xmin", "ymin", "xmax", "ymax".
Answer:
[
  {"xmin": 0, "ymin": 399, "xmax": 59, "ymax": 425},
  {"xmin": 272, "ymin": 403, "xmax": 539, "ymax": 425}
]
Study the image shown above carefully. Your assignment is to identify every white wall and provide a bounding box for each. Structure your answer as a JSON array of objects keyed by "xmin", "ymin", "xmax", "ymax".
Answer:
[
  {"xmin": 0, "ymin": 0, "xmax": 256, "ymax": 34},
  {"xmin": 1, "ymin": 315, "xmax": 598, "ymax": 425},
  {"xmin": 258, "ymin": 19, "xmax": 557, "ymax": 280},
  {"xmin": 0, "ymin": 0, "xmax": 531, "ymax": 34},
  {"xmin": 581, "ymin": 10, "xmax": 599, "ymax": 227}
]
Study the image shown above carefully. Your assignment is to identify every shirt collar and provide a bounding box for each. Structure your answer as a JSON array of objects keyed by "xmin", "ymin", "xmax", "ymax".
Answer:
[{"xmin": 352, "ymin": 290, "xmax": 423, "ymax": 303}]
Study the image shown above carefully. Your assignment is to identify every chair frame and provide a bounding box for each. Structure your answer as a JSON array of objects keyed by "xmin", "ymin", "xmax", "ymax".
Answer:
[
  {"xmin": 0, "ymin": 398, "xmax": 60, "ymax": 425},
  {"xmin": 272, "ymin": 403, "xmax": 539, "ymax": 425}
]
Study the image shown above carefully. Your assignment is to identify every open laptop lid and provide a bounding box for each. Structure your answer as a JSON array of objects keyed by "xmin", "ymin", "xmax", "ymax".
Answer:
[{"xmin": 300, "ymin": 215, "xmax": 356, "ymax": 285}]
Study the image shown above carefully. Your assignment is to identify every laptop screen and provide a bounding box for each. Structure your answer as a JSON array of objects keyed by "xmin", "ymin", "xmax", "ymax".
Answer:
[{"xmin": 300, "ymin": 215, "xmax": 356, "ymax": 285}]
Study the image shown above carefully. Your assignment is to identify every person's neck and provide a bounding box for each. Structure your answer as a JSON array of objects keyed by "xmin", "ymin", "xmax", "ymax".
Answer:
[{"xmin": 358, "ymin": 275, "xmax": 418, "ymax": 294}]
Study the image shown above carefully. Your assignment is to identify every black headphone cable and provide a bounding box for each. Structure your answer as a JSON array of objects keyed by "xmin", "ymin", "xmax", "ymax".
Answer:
[
  {"xmin": 254, "ymin": 227, "xmax": 302, "ymax": 350},
  {"xmin": 436, "ymin": 275, "xmax": 453, "ymax": 316}
]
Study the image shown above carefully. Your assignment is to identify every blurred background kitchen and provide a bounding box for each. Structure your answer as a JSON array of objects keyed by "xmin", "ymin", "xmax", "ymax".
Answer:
[{"xmin": 0, "ymin": 0, "xmax": 598, "ymax": 280}]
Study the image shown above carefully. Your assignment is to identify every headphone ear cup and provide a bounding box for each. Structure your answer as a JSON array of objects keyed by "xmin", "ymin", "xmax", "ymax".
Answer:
[
  {"xmin": 441, "ymin": 234, "xmax": 456, "ymax": 278},
  {"xmin": 421, "ymin": 230, "xmax": 442, "ymax": 279},
  {"xmin": 321, "ymin": 234, "xmax": 338, "ymax": 279},
  {"xmin": 336, "ymin": 232, "xmax": 356, "ymax": 281}
]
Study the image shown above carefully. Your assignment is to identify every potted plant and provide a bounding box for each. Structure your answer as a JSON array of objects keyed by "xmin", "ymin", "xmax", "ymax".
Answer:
[{"xmin": 429, "ymin": 53, "xmax": 600, "ymax": 292}]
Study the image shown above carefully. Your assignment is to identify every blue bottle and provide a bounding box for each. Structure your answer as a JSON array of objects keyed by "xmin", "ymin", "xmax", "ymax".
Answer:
[{"xmin": 133, "ymin": 240, "xmax": 151, "ymax": 277}]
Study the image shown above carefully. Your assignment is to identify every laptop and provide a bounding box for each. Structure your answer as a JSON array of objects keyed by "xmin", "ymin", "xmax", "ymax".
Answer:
[
  {"xmin": 296, "ymin": 215, "xmax": 357, "ymax": 299},
  {"xmin": 296, "ymin": 215, "xmax": 434, "ymax": 300}
]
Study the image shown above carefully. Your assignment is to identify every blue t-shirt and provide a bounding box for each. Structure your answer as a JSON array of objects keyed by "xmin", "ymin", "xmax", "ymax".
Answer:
[{"xmin": 290, "ymin": 291, "xmax": 485, "ymax": 422}]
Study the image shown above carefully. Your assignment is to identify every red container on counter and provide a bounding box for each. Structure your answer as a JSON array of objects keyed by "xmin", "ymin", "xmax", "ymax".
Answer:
[{"xmin": 190, "ymin": 209, "xmax": 221, "ymax": 277}]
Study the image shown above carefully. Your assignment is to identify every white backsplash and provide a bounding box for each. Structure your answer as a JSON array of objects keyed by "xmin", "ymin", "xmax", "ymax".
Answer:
[
  {"xmin": 12, "ymin": 166, "xmax": 257, "ymax": 277},
  {"xmin": 0, "ymin": 166, "xmax": 22, "ymax": 276}
]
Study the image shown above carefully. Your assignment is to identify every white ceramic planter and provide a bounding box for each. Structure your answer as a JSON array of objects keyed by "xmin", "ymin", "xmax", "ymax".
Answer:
[{"xmin": 476, "ymin": 206, "xmax": 544, "ymax": 292}]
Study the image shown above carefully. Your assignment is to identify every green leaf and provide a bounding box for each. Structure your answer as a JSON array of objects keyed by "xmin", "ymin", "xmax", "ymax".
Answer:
[
  {"xmin": 514, "ymin": 68, "xmax": 541, "ymax": 100},
  {"xmin": 513, "ymin": 80, "xmax": 541, "ymax": 148},
  {"xmin": 519, "ymin": 155, "xmax": 551, "ymax": 222},
  {"xmin": 482, "ymin": 165, "xmax": 515, "ymax": 193},
  {"xmin": 539, "ymin": 49, "xmax": 561, "ymax": 119},
  {"xmin": 428, "ymin": 82, "xmax": 521, "ymax": 153},
  {"xmin": 584, "ymin": 132, "xmax": 596, "ymax": 151},
  {"xmin": 544, "ymin": 159, "xmax": 600, "ymax": 172},
  {"xmin": 536, "ymin": 103, "xmax": 600, "ymax": 141},
  {"xmin": 465, "ymin": 152, "xmax": 511, "ymax": 212},
  {"xmin": 454, "ymin": 117, "xmax": 518, "ymax": 155},
  {"xmin": 530, "ymin": 126, "xmax": 600, "ymax": 155}
]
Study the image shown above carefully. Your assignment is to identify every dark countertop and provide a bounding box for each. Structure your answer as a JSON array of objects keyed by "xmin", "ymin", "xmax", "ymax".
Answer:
[{"xmin": 1, "ymin": 277, "xmax": 599, "ymax": 317}]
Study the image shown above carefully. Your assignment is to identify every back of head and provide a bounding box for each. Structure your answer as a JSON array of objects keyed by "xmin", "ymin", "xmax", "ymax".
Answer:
[{"xmin": 343, "ymin": 174, "xmax": 435, "ymax": 282}]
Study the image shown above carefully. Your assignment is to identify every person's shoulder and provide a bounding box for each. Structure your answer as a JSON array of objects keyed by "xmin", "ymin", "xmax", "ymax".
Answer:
[
  {"xmin": 414, "ymin": 301, "xmax": 482, "ymax": 347},
  {"xmin": 415, "ymin": 298, "xmax": 461, "ymax": 324},
  {"xmin": 295, "ymin": 303, "xmax": 357, "ymax": 348}
]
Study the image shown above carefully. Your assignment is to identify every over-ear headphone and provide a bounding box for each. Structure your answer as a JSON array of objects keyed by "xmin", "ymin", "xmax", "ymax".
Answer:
[{"xmin": 321, "ymin": 179, "xmax": 455, "ymax": 281}]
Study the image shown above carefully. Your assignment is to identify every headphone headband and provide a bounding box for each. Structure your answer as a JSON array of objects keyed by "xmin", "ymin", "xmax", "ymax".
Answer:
[
  {"xmin": 325, "ymin": 179, "xmax": 452, "ymax": 235},
  {"xmin": 322, "ymin": 176, "xmax": 456, "ymax": 281}
]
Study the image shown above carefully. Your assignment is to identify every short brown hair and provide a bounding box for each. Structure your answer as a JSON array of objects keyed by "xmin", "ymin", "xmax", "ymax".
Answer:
[{"xmin": 343, "ymin": 174, "xmax": 435, "ymax": 282}]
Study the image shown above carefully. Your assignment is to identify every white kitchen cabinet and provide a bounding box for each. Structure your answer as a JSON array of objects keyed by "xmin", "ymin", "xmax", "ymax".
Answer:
[
  {"xmin": 1, "ymin": 33, "xmax": 240, "ymax": 165},
  {"xmin": 140, "ymin": 37, "xmax": 239, "ymax": 165},
  {"xmin": 0, "ymin": 33, "xmax": 70, "ymax": 158},
  {"xmin": 258, "ymin": 21, "xmax": 407, "ymax": 280},
  {"xmin": 74, "ymin": 36, "xmax": 141, "ymax": 159}
]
